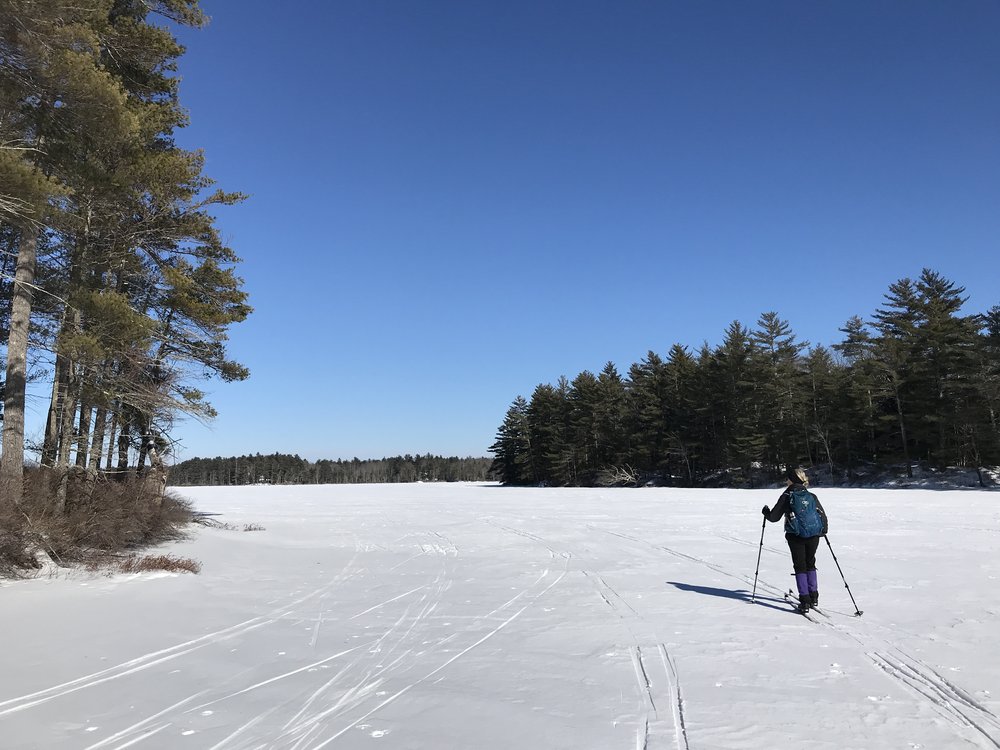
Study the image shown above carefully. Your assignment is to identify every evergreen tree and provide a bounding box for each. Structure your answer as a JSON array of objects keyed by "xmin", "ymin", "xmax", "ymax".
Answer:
[
  {"xmin": 1, "ymin": 0, "xmax": 134, "ymax": 506},
  {"xmin": 625, "ymin": 351, "xmax": 669, "ymax": 474},
  {"xmin": 711, "ymin": 321, "xmax": 765, "ymax": 483},
  {"xmin": 526, "ymin": 382, "xmax": 570, "ymax": 485},
  {"xmin": 489, "ymin": 396, "xmax": 531, "ymax": 485},
  {"xmin": 663, "ymin": 344, "xmax": 700, "ymax": 484},
  {"xmin": 1, "ymin": 0, "xmax": 249, "ymax": 510},
  {"xmin": 488, "ymin": 272, "xmax": 997, "ymax": 487},
  {"xmin": 979, "ymin": 306, "xmax": 1000, "ymax": 454},
  {"xmin": 803, "ymin": 346, "xmax": 843, "ymax": 475},
  {"xmin": 567, "ymin": 371, "xmax": 602, "ymax": 483},
  {"xmin": 909, "ymin": 270, "xmax": 982, "ymax": 465},
  {"xmin": 832, "ymin": 315, "xmax": 882, "ymax": 472},
  {"xmin": 751, "ymin": 312, "xmax": 807, "ymax": 472},
  {"xmin": 869, "ymin": 278, "xmax": 922, "ymax": 475},
  {"xmin": 593, "ymin": 361, "xmax": 628, "ymax": 470}
]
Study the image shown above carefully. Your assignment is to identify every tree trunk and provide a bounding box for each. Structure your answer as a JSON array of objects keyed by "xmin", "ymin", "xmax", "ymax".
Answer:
[
  {"xmin": 136, "ymin": 416, "xmax": 151, "ymax": 474},
  {"xmin": 75, "ymin": 397, "xmax": 92, "ymax": 468},
  {"xmin": 117, "ymin": 422, "xmax": 130, "ymax": 477},
  {"xmin": 0, "ymin": 230, "xmax": 38, "ymax": 509},
  {"xmin": 88, "ymin": 407, "xmax": 108, "ymax": 475},
  {"xmin": 56, "ymin": 362, "xmax": 77, "ymax": 470},
  {"xmin": 105, "ymin": 410, "xmax": 118, "ymax": 472},
  {"xmin": 41, "ymin": 345, "xmax": 66, "ymax": 466},
  {"xmin": 145, "ymin": 437, "xmax": 167, "ymax": 507},
  {"xmin": 891, "ymin": 380, "xmax": 913, "ymax": 478}
]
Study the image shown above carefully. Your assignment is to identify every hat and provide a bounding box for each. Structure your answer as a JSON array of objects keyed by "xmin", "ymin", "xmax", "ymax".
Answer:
[{"xmin": 786, "ymin": 466, "xmax": 806, "ymax": 484}]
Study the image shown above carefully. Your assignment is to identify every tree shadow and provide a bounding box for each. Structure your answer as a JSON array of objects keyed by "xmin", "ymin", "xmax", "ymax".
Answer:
[{"xmin": 666, "ymin": 581, "xmax": 789, "ymax": 612}]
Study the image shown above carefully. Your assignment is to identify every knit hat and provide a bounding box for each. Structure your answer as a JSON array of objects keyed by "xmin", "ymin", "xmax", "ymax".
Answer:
[{"xmin": 786, "ymin": 466, "xmax": 807, "ymax": 484}]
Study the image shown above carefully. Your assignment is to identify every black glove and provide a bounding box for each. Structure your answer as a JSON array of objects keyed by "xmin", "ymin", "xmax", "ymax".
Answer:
[{"xmin": 761, "ymin": 505, "xmax": 770, "ymax": 517}]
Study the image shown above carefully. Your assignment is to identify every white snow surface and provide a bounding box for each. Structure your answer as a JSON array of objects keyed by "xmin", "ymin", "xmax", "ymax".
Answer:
[{"xmin": 2, "ymin": 483, "xmax": 999, "ymax": 750}]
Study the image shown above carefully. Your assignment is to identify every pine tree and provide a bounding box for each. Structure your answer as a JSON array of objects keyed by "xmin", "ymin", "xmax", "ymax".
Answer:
[
  {"xmin": 710, "ymin": 321, "xmax": 765, "ymax": 483},
  {"xmin": 1, "ymin": 0, "xmax": 132, "ymax": 506},
  {"xmin": 593, "ymin": 361, "xmax": 628, "ymax": 471},
  {"xmin": 663, "ymin": 344, "xmax": 700, "ymax": 484},
  {"xmin": 909, "ymin": 269, "xmax": 981, "ymax": 465},
  {"xmin": 832, "ymin": 316, "xmax": 882, "ymax": 472},
  {"xmin": 625, "ymin": 351, "xmax": 670, "ymax": 475},
  {"xmin": 527, "ymin": 382, "xmax": 572, "ymax": 486},
  {"xmin": 567, "ymin": 370, "xmax": 602, "ymax": 483},
  {"xmin": 802, "ymin": 346, "xmax": 844, "ymax": 476},
  {"xmin": 750, "ymin": 312, "xmax": 807, "ymax": 473},
  {"xmin": 869, "ymin": 278, "xmax": 922, "ymax": 475},
  {"xmin": 1, "ymin": 0, "xmax": 248, "ymax": 511},
  {"xmin": 974, "ymin": 307, "xmax": 1000, "ymax": 469},
  {"xmin": 489, "ymin": 396, "xmax": 531, "ymax": 485}
]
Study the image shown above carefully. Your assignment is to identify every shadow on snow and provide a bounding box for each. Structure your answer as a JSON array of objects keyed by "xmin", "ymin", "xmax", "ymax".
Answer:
[{"xmin": 666, "ymin": 581, "xmax": 789, "ymax": 612}]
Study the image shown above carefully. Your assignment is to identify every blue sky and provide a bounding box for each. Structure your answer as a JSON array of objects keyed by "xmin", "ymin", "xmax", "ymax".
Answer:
[{"xmin": 162, "ymin": 0, "xmax": 999, "ymax": 462}]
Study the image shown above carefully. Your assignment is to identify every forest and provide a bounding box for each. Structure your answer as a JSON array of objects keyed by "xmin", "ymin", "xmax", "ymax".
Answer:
[
  {"xmin": 490, "ymin": 269, "xmax": 1000, "ymax": 488},
  {"xmin": 1, "ymin": 1, "xmax": 248, "ymax": 570},
  {"xmin": 169, "ymin": 453, "xmax": 492, "ymax": 486},
  {"xmin": 0, "ymin": 1, "xmax": 248, "ymax": 503}
]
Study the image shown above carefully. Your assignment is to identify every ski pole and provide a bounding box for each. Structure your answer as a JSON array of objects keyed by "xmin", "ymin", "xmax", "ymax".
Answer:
[
  {"xmin": 750, "ymin": 515, "xmax": 767, "ymax": 603},
  {"xmin": 823, "ymin": 535, "xmax": 864, "ymax": 616}
]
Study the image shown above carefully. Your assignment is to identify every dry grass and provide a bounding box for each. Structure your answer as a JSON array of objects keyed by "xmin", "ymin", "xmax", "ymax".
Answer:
[
  {"xmin": 243, "ymin": 523, "xmax": 265, "ymax": 532},
  {"xmin": 107, "ymin": 553, "xmax": 201, "ymax": 575}
]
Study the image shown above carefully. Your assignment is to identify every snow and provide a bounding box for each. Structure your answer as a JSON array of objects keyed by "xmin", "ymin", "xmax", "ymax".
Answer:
[{"xmin": 1, "ymin": 482, "xmax": 999, "ymax": 749}]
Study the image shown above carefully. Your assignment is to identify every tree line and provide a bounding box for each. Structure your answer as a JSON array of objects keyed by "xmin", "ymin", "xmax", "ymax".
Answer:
[
  {"xmin": 490, "ymin": 270, "xmax": 1000, "ymax": 487},
  {"xmin": 0, "ymin": 0, "xmax": 249, "ymax": 513},
  {"xmin": 169, "ymin": 453, "xmax": 493, "ymax": 486}
]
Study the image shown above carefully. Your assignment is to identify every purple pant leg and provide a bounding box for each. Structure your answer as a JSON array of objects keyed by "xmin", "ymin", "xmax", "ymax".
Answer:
[
  {"xmin": 795, "ymin": 572, "xmax": 809, "ymax": 596},
  {"xmin": 806, "ymin": 569, "xmax": 818, "ymax": 593}
]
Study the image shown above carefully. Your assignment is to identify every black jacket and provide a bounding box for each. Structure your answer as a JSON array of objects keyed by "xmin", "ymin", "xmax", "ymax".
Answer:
[{"xmin": 765, "ymin": 483, "xmax": 829, "ymax": 537}]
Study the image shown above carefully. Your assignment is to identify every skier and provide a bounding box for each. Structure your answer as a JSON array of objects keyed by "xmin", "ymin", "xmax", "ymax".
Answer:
[{"xmin": 761, "ymin": 467, "xmax": 828, "ymax": 613}]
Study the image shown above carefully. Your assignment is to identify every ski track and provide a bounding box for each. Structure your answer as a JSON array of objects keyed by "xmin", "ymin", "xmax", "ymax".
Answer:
[
  {"xmin": 582, "ymin": 569, "xmax": 687, "ymax": 750},
  {"xmin": 587, "ymin": 522, "xmax": 1000, "ymax": 749},
  {"xmin": 868, "ymin": 650, "xmax": 1000, "ymax": 748},
  {"xmin": 0, "ymin": 551, "xmax": 367, "ymax": 719},
  {"xmin": 776, "ymin": 578, "xmax": 1000, "ymax": 748},
  {"xmin": 81, "ymin": 692, "xmax": 207, "ymax": 750},
  {"xmin": 489, "ymin": 520, "xmax": 692, "ymax": 750},
  {"xmin": 9, "ymin": 502, "xmax": 996, "ymax": 749},
  {"xmin": 142, "ymin": 549, "xmax": 567, "ymax": 748}
]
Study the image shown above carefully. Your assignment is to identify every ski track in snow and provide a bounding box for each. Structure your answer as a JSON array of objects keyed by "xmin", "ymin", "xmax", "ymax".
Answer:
[
  {"xmin": 0, "ymin": 550, "xmax": 368, "ymax": 719},
  {"xmin": 587, "ymin": 521, "xmax": 1000, "ymax": 749},
  {"xmin": 578, "ymin": 559, "xmax": 688, "ymax": 748},
  {"xmin": 774, "ymin": 588, "xmax": 1000, "ymax": 748},
  {"xmin": 39, "ymin": 537, "xmax": 567, "ymax": 749},
  {"xmin": 3, "ymin": 486, "xmax": 999, "ymax": 749}
]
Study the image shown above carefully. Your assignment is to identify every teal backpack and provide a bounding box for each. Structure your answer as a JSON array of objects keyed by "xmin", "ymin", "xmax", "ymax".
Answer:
[{"xmin": 786, "ymin": 488, "xmax": 824, "ymax": 537}]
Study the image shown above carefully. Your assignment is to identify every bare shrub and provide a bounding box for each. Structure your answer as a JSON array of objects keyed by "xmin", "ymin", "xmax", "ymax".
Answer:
[
  {"xmin": 597, "ymin": 464, "xmax": 641, "ymax": 487},
  {"xmin": 192, "ymin": 517, "xmax": 263, "ymax": 532},
  {"xmin": 193, "ymin": 517, "xmax": 238, "ymax": 530},
  {"xmin": 1, "ymin": 466, "xmax": 196, "ymax": 576},
  {"xmin": 0, "ymin": 511, "xmax": 38, "ymax": 578}
]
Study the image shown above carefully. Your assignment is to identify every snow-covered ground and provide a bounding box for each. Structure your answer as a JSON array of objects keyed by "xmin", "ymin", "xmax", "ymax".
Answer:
[{"xmin": 1, "ymin": 483, "xmax": 999, "ymax": 750}]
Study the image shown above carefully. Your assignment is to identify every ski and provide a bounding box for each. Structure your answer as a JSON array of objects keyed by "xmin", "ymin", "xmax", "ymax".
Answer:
[{"xmin": 783, "ymin": 590, "xmax": 830, "ymax": 619}]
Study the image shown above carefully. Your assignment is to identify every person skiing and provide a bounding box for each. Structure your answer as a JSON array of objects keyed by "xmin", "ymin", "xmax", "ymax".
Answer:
[{"xmin": 761, "ymin": 467, "xmax": 828, "ymax": 613}]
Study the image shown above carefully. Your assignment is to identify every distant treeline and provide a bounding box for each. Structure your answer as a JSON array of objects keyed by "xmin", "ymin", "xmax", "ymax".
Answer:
[
  {"xmin": 490, "ymin": 269, "xmax": 1000, "ymax": 487},
  {"xmin": 168, "ymin": 453, "xmax": 493, "ymax": 486}
]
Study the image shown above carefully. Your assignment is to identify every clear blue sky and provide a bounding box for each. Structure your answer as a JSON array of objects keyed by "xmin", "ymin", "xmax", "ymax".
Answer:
[{"xmin": 165, "ymin": 0, "xmax": 999, "ymax": 462}]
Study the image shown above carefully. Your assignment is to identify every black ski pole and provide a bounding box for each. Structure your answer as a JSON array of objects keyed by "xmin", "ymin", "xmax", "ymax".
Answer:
[
  {"xmin": 750, "ymin": 515, "xmax": 767, "ymax": 603},
  {"xmin": 823, "ymin": 535, "xmax": 864, "ymax": 616}
]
